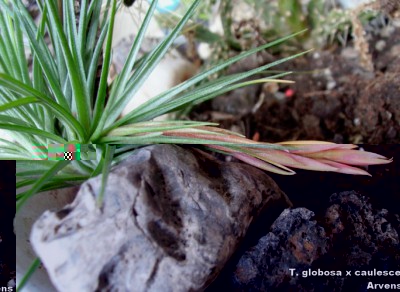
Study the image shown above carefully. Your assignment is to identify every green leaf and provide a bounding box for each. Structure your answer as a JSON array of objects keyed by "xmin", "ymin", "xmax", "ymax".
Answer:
[
  {"xmin": 16, "ymin": 160, "xmax": 70, "ymax": 213},
  {"xmin": 0, "ymin": 88, "xmax": 40, "ymax": 127},
  {"xmin": 45, "ymin": 0, "xmax": 91, "ymax": 135},
  {"xmin": 92, "ymin": 0, "xmax": 202, "ymax": 139},
  {"xmin": 0, "ymin": 7, "xmax": 23, "ymax": 80},
  {"xmin": 117, "ymin": 70, "xmax": 296, "ymax": 126},
  {"xmin": 16, "ymin": 258, "xmax": 41, "ymax": 292},
  {"xmin": 98, "ymin": 135, "xmax": 276, "ymax": 147},
  {"xmin": 0, "ymin": 137, "xmax": 27, "ymax": 151},
  {"xmin": 112, "ymin": 31, "xmax": 308, "ymax": 129},
  {"xmin": 193, "ymin": 25, "xmax": 221, "ymax": 43},
  {"xmin": 0, "ymin": 73, "xmax": 85, "ymax": 139},
  {"xmin": 107, "ymin": 120, "xmax": 217, "ymax": 136},
  {"xmin": 77, "ymin": 0, "xmax": 89, "ymax": 58},
  {"xmin": 97, "ymin": 144, "xmax": 115, "ymax": 206},
  {"xmin": 12, "ymin": 14, "xmax": 31, "ymax": 85},
  {"xmin": 0, "ymin": 123, "xmax": 67, "ymax": 144},
  {"xmin": 104, "ymin": 0, "xmax": 159, "ymax": 109},
  {"xmin": 91, "ymin": 0, "xmax": 117, "ymax": 129},
  {"xmin": 0, "ymin": 97, "xmax": 38, "ymax": 112},
  {"xmin": 85, "ymin": 0, "xmax": 104, "ymax": 64},
  {"xmin": 17, "ymin": 160, "xmax": 59, "ymax": 175},
  {"xmin": 12, "ymin": 1, "xmax": 70, "ymax": 110},
  {"xmin": 86, "ymin": 17, "xmax": 109, "ymax": 105}
]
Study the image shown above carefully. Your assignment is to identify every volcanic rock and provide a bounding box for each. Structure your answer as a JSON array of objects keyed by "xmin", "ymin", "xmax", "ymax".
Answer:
[{"xmin": 230, "ymin": 191, "xmax": 400, "ymax": 291}]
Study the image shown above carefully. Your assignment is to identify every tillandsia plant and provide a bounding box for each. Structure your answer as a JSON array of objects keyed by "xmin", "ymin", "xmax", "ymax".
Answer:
[
  {"xmin": 1, "ymin": 0, "xmax": 393, "ymax": 203},
  {"xmin": 0, "ymin": 0, "xmax": 392, "ymax": 288}
]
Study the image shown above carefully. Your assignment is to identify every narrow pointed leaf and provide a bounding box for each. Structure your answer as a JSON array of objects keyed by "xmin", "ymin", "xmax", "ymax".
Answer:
[
  {"xmin": 303, "ymin": 149, "xmax": 392, "ymax": 166},
  {"xmin": 317, "ymin": 159, "xmax": 372, "ymax": 176},
  {"xmin": 0, "ymin": 97, "xmax": 38, "ymax": 112},
  {"xmin": 278, "ymin": 141, "xmax": 358, "ymax": 153},
  {"xmin": 17, "ymin": 160, "xmax": 70, "ymax": 213}
]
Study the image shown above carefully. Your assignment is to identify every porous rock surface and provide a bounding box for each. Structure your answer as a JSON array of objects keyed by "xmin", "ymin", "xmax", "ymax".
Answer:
[
  {"xmin": 30, "ymin": 145, "xmax": 290, "ymax": 292},
  {"xmin": 230, "ymin": 191, "xmax": 400, "ymax": 291},
  {"xmin": 232, "ymin": 208, "xmax": 329, "ymax": 291}
]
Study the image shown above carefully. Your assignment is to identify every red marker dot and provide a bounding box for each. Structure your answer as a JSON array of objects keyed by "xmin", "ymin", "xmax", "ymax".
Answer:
[{"xmin": 285, "ymin": 88, "xmax": 295, "ymax": 98}]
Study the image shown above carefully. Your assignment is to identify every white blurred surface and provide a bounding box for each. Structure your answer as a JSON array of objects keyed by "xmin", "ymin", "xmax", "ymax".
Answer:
[
  {"xmin": 16, "ymin": 187, "xmax": 78, "ymax": 292},
  {"xmin": 337, "ymin": 0, "xmax": 372, "ymax": 9}
]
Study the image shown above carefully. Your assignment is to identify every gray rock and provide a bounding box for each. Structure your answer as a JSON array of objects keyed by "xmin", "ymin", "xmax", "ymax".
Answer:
[
  {"xmin": 230, "ymin": 191, "xmax": 400, "ymax": 291},
  {"xmin": 30, "ymin": 145, "xmax": 290, "ymax": 292},
  {"xmin": 326, "ymin": 191, "xmax": 400, "ymax": 267},
  {"xmin": 232, "ymin": 208, "xmax": 329, "ymax": 290}
]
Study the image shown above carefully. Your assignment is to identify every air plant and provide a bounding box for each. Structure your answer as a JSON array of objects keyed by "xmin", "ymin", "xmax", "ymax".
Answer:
[{"xmin": 0, "ymin": 0, "xmax": 392, "ymax": 289}]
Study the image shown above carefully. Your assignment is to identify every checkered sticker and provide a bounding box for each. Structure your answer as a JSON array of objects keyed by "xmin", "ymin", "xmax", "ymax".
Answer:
[
  {"xmin": 64, "ymin": 152, "xmax": 73, "ymax": 160},
  {"xmin": 32, "ymin": 144, "xmax": 96, "ymax": 160}
]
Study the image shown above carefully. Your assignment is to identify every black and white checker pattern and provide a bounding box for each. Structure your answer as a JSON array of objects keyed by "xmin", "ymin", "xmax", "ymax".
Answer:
[{"xmin": 64, "ymin": 152, "xmax": 73, "ymax": 160}]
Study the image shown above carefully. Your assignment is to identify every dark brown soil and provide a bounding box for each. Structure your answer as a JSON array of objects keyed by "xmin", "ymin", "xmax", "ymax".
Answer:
[{"xmin": 191, "ymin": 23, "xmax": 400, "ymax": 144}]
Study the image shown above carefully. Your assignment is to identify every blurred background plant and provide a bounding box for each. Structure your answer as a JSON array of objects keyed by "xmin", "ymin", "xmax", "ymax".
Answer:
[{"xmin": 152, "ymin": 0, "xmax": 395, "ymax": 65}]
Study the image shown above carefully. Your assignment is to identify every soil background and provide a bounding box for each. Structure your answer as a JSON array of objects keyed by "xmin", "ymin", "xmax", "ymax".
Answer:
[
  {"xmin": 191, "ymin": 22, "xmax": 400, "ymax": 145},
  {"xmin": 194, "ymin": 15, "xmax": 400, "ymax": 292}
]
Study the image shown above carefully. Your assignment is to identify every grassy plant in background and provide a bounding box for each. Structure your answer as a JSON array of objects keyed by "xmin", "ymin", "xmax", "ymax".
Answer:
[
  {"xmin": 177, "ymin": 0, "xmax": 385, "ymax": 52},
  {"xmin": 147, "ymin": 0, "xmax": 386, "ymax": 84},
  {"xmin": 0, "ymin": 0, "xmax": 392, "ymax": 289},
  {"xmin": 245, "ymin": 0, "xmax": 383, "ymax": 47}
]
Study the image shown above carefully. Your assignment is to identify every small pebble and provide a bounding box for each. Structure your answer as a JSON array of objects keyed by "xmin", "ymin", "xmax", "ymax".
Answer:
[
  {"xmin": 389, "ymin": 45, "xmax": 400, "ymax": 58},
  {"xmin": 341, "ymin": 47, "xmax": 358, "ymax": 59},
  {"xmin": 375, "ymin": 40, "xmax": 386, "ymax": 52},
  {"xmin": 323, "ymin": 68, "xmax": 332, "ymax": 76},
  {"xmin": 274, "ymin": 92, "xmax": 286, "ymax": 101},
  {"xmin": 313, "ymin": 52, "xmax": 321, "ymax": 59},
  {"xmin": 380, "ymin": 26, "xmax": 395, "ymax": 38},
  {"xmin": 327, "ymin": 81, "xmax": 337, "ymax": 90}
]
